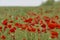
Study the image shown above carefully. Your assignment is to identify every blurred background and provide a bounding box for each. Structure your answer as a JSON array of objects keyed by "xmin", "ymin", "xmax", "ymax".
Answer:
[{"xmin": 0, "ymin": 0, "xmax": 59, "ymax": 6}]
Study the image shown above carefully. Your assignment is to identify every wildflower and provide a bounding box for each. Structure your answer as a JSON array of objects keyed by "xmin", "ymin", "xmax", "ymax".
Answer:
[
  {"xmin": 2, "ymin": 19, "xmax": 8, "ymax": 25},
  {"xmin": 7, "ymin": 24, "xmax": 12, "ymax": 29},
  {"xmin": 1, "ymin": 35, "xmax": 6, "ymax": 40},
  {"xmin": 9, "ymin": 27, "xmax": 16, "ymax": 33},
  {"xmin": 41, "ymin": 24, "xmax": 46, "ymax": 28},
  {"xmin": 43, "ymin": 16, "xmax": 50, "ymax": 23},
  {"xmin": 9, "ymin": 20, "xmax": 13, "ymax": 23},
  {"xmin": 50, "ymin": 31, "xmax": 58, "ymax": 39},
  {"xmin": 39, "ymin": 19, "xmax": 43, "ymax": 25},
  {"xmin": 15, "ymin": 23, "xmax": 22, "ymax": 28},
  {"xmin": 34, "ymin": 18, "xmax": 39, "ymax": 24},
  {"xmin": 55, "ymin": 15, "xmax": 59, "ymax": 19},
  {"xmin": 27, "ymin": 27, "xmax": 32, "ymax": 32},
  {"xmin": 56, "ymin": 24, "xmax": 60, "ymax": 29},
  {"xmin": 21, "ymin": 24, "xmax": 28, "ymax": 30},
  {"xmin": 24, "ymin": 18, "xmax": 33, "ymax": 23},
  {"xmin": 42, "ymin": 28, "xmax": 47, "ymax": 33},
  {"xmin": 31, "ymin": 27, "xmax": 36, "ymax": 32},
  {"xmin": 48, "ymin": 23, "xmax": 57, "ymax": 29},
  {"xmin": 30, "ymin": 22, "xmax": 35, "ymax": 26},
  {"xmin": 37, "ymin": 28, "xmax": 40, "ymax": 33}
]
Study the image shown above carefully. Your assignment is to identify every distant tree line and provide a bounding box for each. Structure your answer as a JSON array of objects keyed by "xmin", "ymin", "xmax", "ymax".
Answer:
[{"xmin": 46, "ymin": 0, "xmax": 54, "ymax": 5}]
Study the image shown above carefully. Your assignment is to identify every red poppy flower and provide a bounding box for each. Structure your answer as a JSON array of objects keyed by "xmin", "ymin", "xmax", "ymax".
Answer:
[
  {"xmin": 34, "ymin": 18, "xmax": 39, "ymax": 24},
  {"xmin": 30, "ymin": 22, "xmax": 35, "ymax": 26},
  {"xmin": 37, "ymin": 28, "xmax": 40, "ymax": 33},
  {"xmin": 15, "ymin": 23, "xmax": 19, "ymax": 26},
  {"xmin": 39, "ymin": 20, "xmax": 43, "ymax": 25},
  {"xmin": 42, "ymin": 28, "xmax": 47, "ymax": 33},
  {"xmin": 41, "ymin": 24, "xmax": 46, "ymax": 28},
  {"xmin": 1, "ymin": 35, "xmax": 6, "ymax": 40},
  {"xmin": 9, "ymin": 27, "xmax": 16, "ymax": 33},
  {"xmin": 9, "ymin": 20, "xmax": 13, "ymax": 23},
  {"xmin": 51, "ymin": 31, "xmax": 58, "ymax": 38},
  {"xmin": 13, "ymin": 27, "xmax": 16, "ymax": 30},
  {"xmin": 21, "ymin": 24, "xmax": 28, "ymax": 30},
  {"xmin": 27, "ymin": 27, "xmax": 32, "ymax": 32},
  {"xmin": 2, "ymin": 19, "xmax": 8, "ymax": 25},
  {"xmin": 56, "ymin": 24, "xmax": 60, "ymax": 29},
  {"xmin": 36, "ymin": 16, "xmax": 40, "ymax": 19},
  {"xmin": 24, "ymin": 18, "xmax": 33, "ymax": 23},
  {"xmin": 51, "ymin": 20, "xmax": 56, "ymax": 23},
  {"xmin": 35, "ymin": 16, "xmax": 40, "ymax": 21},
  {"xmin": 7, "ymin": 24, "xmax": 12, "ymax": 29},
  {"xmin": 48, "ymin": 23, "xmax": 57, "ymax": 29},
  {"xmin": 27, "ymin": 26, "xmax": 36, "ymax": 32},
  {"xmin": 28, "ymin": 18, "xmax": 33, "ymax": 23},
  {"xmin": 15, "ymin": 23, "xmax": 22, "ymax": 28},
  {"xmin": 31, "ymin": 28, "xmax": 36, "ymax": 32},
  {"xmin": 51, "ymin": 35, "xmax": 56, "ymax": 39},
  {"xmin": 43, "ymin": 16, "xmax": 50, "ymax": 23},
  {"xmin": 55, "ymin": 15, "xmax": 59, "ymax": 19}
]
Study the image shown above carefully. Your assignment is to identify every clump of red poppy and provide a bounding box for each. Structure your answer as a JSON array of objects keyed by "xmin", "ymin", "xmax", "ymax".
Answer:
[{"xmin": 50, "ymin": 31, "xmax": 58, "ymax": 39}]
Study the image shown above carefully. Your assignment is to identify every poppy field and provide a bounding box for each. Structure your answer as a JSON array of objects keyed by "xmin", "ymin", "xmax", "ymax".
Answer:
[{"xmin": 0, "ymin": 2, "xmax": 60, "ymax": 40}]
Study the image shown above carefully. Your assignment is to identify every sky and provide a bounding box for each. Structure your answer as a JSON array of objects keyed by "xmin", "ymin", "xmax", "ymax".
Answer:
[{"xmin": 0, "ymin": 0, "xmax": 59, "ymax": 6}]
